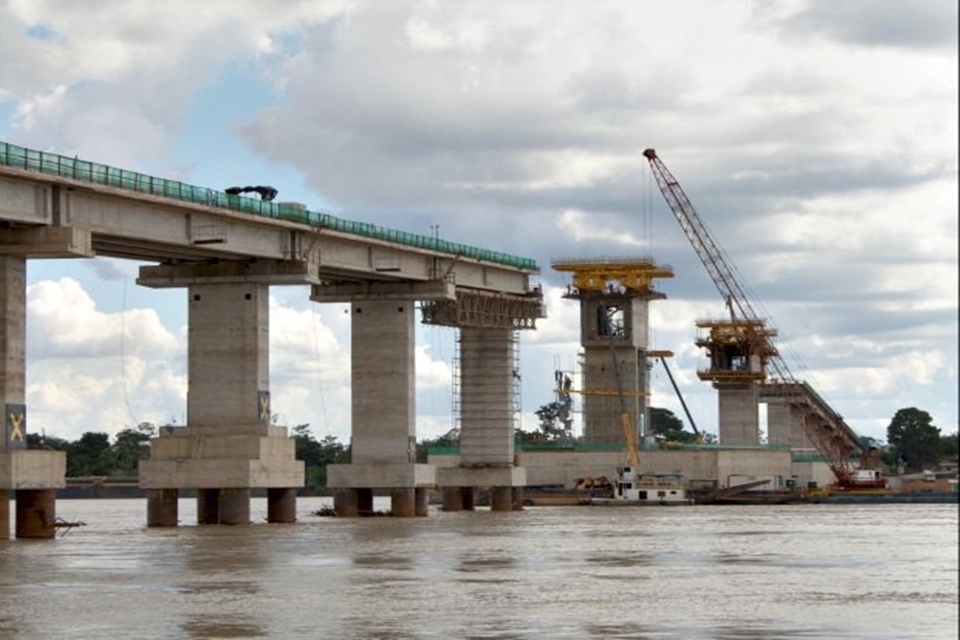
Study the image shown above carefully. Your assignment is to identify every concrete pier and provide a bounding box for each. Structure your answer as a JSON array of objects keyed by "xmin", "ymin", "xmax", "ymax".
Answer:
[
  {"xmin": 146, "ymin": 488, "xmax": 179, "ymax": 527},
  {"xmin": 766, "ymin": 398, "xmax": 815, "ymax": 448},
  {"xmin": 15, "ymin": 489, "xmax": 57, "ymax": 538},
  {"xmin": 552, "ymin": 259, "xmax": 672, "ymax": 448},
  {"xmin": 391, "ymin": 488, "xmax": 416, "ymax": 517},
  {"xmin": 718, "ymin": 383, "xmax": 760, "ymax": 445},
  {"xmin": 0, "ymin": 256, "xmax": 67, "ymax": 538},
  {"xmin": 326, "ymin": 299, "xmax": 436, "ymax": 516},
  {"xmin": 333, "ymin": 489, "xmax": 358, "ymax": 517},
  {"xmin": 441, "ymin": 486, "xmax": 474, "ymax": 512},
  {"xmin": 138, "ymin": 272, "xmax": 304, "ymax": 526},
  {"xmin": 267, "ymin": 487, "xmax": 298, "ymax": 523},
  {"xmin": 437, "ymin": 329, "xmax": 527, "ymax": 511},
  {"xmin": 0, "ymin": 489, "xmax": 8, "ymax": 539}
]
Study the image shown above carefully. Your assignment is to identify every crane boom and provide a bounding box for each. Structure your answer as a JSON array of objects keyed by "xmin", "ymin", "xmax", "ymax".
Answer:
[
  {"xmin": 641, "ymin": 148, "xmax": 867, "ymax": 485},
  {"xmin": 642, "ymin": 149, "xmax": 763, "ymax": 330}
]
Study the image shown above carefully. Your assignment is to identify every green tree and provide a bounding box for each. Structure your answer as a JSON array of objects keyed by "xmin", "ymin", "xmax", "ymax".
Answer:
[
  {"xmin": 67, "ymin": 431, "xmax": 114, "ymax": 476},
  {"xmin": 515, "ymin": 426, "xmax": 552, "ymax": 446},
  {"xmin": 291, "ymin": 424, "xmax": 347, "ymax": 489},
  {"xmin": 534, "ymin": 401, "xmax": 574, "ymax": 441},
  {"xmin": 649, "ymin": 407, "xmax": 698, "ymax": 444},
  {"xmin": 417, "ymin": 428, "xmax": 460, "ymax": 462},
  {"xmin": 26, "ymin": 432, "xmax": 69, "ymax": 451},
  {"xmin": 112, "ymin": 423, "xmax": 154, "ymax": 475},
  {"xmin": 886, "ymin": 407, "xmax": 941, "ymax": 472},
  {"xmin": 939, "ymin": 432, "xmax": 958, "ymax": 461}
]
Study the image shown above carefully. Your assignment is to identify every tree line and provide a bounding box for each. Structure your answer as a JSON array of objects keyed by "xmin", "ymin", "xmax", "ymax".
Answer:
[{"xmin": 25, "ymin": 406, "xmax": 956, "ymax": 484}]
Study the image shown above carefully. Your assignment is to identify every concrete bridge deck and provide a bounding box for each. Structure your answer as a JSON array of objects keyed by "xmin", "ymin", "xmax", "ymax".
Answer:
[{"xmin": 0, "ymin": 140, "xmax": 543, "ymax": 537}]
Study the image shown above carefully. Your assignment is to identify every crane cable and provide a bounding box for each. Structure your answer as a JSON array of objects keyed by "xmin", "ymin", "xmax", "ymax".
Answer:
[
  {"xmin": 120, "ymin": 276, "xmax": 139, "ymax": 428},
  {"xmin": 309, "ymin": 301, "xmax": 330, "ymax": 436}
]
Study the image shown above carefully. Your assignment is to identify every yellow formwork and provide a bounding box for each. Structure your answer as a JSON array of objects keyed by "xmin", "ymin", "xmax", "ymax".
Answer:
[{"xmin": 552, "ymin": 257, "xmax": 673, "ymax": 292}]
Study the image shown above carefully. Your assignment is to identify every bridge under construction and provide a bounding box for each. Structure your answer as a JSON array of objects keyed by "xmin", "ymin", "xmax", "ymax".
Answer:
[
  {"xmin": 2, "ymin": 141, "xmax": 874, "ymax": 538},
  {"xmin": 0, "ymin": 140, "xmax": 543, "ymax": 538}
]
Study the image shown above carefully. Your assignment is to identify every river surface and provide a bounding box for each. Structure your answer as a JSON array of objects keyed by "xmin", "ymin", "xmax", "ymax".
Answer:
[{"xmin": 1, "ymin": 498, "xmax": 957, "ymax": 640}]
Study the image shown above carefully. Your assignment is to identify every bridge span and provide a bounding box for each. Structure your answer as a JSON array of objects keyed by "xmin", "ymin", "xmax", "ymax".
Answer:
[{"xmin": 0, "ymin": 141, "xmax": 543, "ymax": 537}]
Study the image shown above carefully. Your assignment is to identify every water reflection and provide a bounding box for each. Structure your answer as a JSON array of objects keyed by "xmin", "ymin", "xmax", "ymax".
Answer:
[{"xmin": 182, "ymin": 616, "xmax": 267, "ymax": 639}]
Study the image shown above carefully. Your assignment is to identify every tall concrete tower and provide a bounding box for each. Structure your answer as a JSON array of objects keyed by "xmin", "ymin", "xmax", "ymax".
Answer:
[{"xmin": 552, "ymin": 257, "xmax": 672, "ymax": 447}]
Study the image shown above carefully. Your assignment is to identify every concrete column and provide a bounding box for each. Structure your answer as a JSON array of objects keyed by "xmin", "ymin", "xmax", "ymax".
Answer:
[
  {"xmin": 146, "ymin": 489, "xmax": 179, "ymax": 527},
  {"xmin": 0, "ymin": 489, "xmax": 8, "ymax": 539},
  {"xmin": 351, "ymin": 300, "xmax": 416, "ymax": 464},
  {"xmin": 442, "ymin": 487, "xmax": 464, "ymax": 512},
  {"xmin": 578, "ymin": 294, "xmax": 650, "ymax": 445},
  {"xmin": 415, "ymin": 488, "xmax": 429, "ymax": 516},
  {"xmin": 767, "ymin": 400, "xmax": 814, "ymax": 449},
  {"xmin": 325, "ymin": 297, "xmax": 436, "ymax": 515},
  {"xmin": 219, "ymin": 489, "xmax": 250, "ymax": 525},
  {"xmin": 15, "ymin": 489, "xmax": 55, "ymax": 539},
  {"xmin": 0, "ymin": 256, "xmax": 26, "ymax": 435},
  {"xmin": 187, "ymin": 283, "xmax": 269, "ymax": 428},
  {"xmin": 490, "ymin": 486, "xmax": 513, "ymax": 512},
  {"xmin": 512, "ymin": 486, "xmax": 524, "ymax": 511},
  {"xmin": 0, "ymin": 258, "xmax": 65, "ymax": 541},
  {"xmin": 334, "ymin": 489, "xmax": 359, "ymax": 517},
  {"xmin": 718, "ymin": 383, "xmax": 759, "ymax": 445},
  {"xmin": 459, "ymin": 328, "xmax": 515, "ymax": 466},
  {"xmin": 267, "ymin": 488, "xmax": 297, "ymax": 523},
  {"xmin": 391, "ymin": 488, "xmax": 416, "ymax": 517}
]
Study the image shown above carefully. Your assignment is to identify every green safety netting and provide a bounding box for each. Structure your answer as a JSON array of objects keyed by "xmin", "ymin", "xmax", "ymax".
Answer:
[{"xmin": 0, "ymin": 141, "xmax": 538, "ymax": 271}]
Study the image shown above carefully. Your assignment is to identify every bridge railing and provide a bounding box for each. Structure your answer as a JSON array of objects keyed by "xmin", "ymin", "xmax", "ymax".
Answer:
[{"xmin": 0, "ymin": 141, "xmax": 537, "ymax": 272}]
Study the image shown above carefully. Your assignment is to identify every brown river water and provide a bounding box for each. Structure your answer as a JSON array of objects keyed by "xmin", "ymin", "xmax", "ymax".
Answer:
[{"xmin": 1, "ymin": 498, "xmax": 957, "ymax": 639}]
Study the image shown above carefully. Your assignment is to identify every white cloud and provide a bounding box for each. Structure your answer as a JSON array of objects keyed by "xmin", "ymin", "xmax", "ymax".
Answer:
[{"xmin": 3, "ymin": 0, "xmax": 955, "ymax": 447}]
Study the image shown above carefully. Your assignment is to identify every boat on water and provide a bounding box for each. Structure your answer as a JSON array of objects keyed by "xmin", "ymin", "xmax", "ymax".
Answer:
[
  {"xmin": 807, "ymin": 489, "xmax": 959, "ymax": 504},
  {"xmin": 592, "ymin": 467, "xmax": 693, "ymax": 506}
]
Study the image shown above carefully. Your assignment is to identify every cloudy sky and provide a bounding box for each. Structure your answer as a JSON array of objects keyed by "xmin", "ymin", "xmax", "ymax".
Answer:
[{"xmin": 1, "ymin": 0, "xmax": 956, "ymax": 446}]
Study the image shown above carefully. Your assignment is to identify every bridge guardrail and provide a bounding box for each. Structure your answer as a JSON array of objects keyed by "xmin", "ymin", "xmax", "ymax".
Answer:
[{"xmin": 0, "ymin": 141, "xmax": 538, "ymax": 272}]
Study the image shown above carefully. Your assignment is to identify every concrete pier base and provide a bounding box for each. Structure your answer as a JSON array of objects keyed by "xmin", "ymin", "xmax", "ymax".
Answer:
[
  {"xmin": 415, "ymin": 488, "xmax": 429, "ymax": 516},
  {"xmin": 333, "ymin": 488, "xmax": 387, "ymax": 517},
  {"xmin": 197, "ymin": 488, "xmax": 250, "ymax": 525},
  {"xmin": 219, "ymin": 488, "xmax": 250, "ymax": 525},
  {"xmin": 140, "ymin": 425, "xmax": 304, "ymax": 527},
  {"xmin": 441, "ymin": 486, "xmax": 480, "ymax": 511},
  {"xmin": 147, "ymin": 489, "xmax": 179, "ymax": 527},
  {"xmin": 15, "ymin": 489, "xmax": 56, "ymax": 539},
  {"xmin": 437, "ymin": 466, "xmax": 525, "ymax": 512},
  {"xmin": 333, "ymin": 489, "xmax": 358, "ymax": 517},
  {"xmin": 0, "ymin": 489, "xmax": 8, "ymax": 539},
  {"xmin": 391, "ymin": 488, "xmax": 416, "ymax": 517},
  {"xmin": 512, "ymin": 486, "xmax": 524, "ymax": 511},
  {"xmin": 267, "ymin": 488, "xmax": 297, "ymax": 523},
  {"xmin": 327, "ymin": 463, "xmax": 435, "ymax": 517},
  {"xmin": 490, "ymin": 486, "xmax": 513, "ymax": 512},
  {"xmin": 718, "ymin": 383, "xmax": 760, "ymax": 445},
  {"xmin": 442, "ymin": 487, "xmax": 464, "ymax": 511},
  {"xmin": 1, "ymin": 451, "xmax": 66, "ymax": 539}
]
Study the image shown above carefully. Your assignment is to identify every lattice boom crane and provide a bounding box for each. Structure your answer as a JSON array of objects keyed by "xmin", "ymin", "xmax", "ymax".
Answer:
[{"xmin": 641, "ymin": 148, "xmax": 869, "ymax": 486}]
